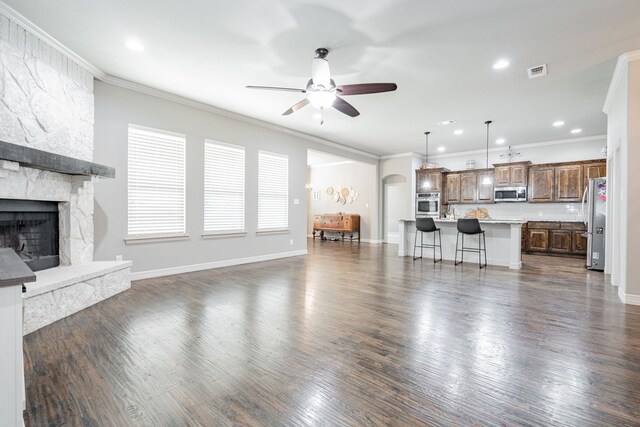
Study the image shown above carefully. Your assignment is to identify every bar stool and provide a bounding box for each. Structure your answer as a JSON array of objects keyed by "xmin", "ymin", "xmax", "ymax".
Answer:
[
  {"xmin": 413, "ymin": 217, "xmax": 442, "ymax": 263},
  {"xmin": 454, "ymin": 218, "xmax": 487, "ymax": 269}
]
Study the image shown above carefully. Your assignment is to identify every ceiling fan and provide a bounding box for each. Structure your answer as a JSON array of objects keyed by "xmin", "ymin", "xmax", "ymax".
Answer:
[{"xmin": 247, "ymin": 48, "xmax": 397, "ymax": 123}]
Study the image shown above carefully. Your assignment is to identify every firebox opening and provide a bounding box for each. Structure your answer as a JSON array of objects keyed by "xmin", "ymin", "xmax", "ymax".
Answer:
[{"xmin": 0, "ymin": 199, "xmax": 60, "ymax": 272}]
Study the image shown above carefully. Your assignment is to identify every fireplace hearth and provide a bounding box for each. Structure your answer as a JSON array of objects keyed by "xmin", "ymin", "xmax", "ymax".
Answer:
[{"xmin": 0, "ymin": 199, "xmax": 59, "ymax": 272}]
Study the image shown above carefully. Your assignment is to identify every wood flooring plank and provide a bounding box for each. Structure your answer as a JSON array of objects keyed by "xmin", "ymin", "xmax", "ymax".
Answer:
[{"xmin": 23, "ymin": 241, "xmax": 640, "ymax": 426}]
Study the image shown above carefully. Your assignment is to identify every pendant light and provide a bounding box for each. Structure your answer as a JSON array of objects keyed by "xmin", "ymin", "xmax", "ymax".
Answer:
[
  {"xmin": 482, "ymin": 121, "xmax": 493, "ymax": 185},
  {"xmin": 422, "ymin": 131, "xmax": 431, "ymax": 189}
]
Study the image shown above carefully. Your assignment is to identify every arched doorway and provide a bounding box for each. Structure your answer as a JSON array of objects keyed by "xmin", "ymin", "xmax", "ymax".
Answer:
[{"xmin": 382, "ymin": 174, "xmax": 408, "ymax": 244}]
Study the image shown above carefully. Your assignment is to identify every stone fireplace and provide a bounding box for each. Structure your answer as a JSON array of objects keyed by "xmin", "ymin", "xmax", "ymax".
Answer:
[{"xmin": 0, "ymin": 10, "xmax": 131, "ymax": 334}]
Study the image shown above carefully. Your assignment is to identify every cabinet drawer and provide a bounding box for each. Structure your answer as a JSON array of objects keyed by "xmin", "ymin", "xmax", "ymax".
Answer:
[
  {"xmin": 561, "ymin": 222, "xmax": 586, "ymax": 231},
  {"xmin": 528, "ymin": 222, "xmax": 561, "ymax": 230}
]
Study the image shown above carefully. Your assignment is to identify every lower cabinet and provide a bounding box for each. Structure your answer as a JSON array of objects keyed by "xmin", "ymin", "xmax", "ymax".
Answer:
[{"xmin": 524, "ymin": 222, "xmax": 586, "ymax": 257}]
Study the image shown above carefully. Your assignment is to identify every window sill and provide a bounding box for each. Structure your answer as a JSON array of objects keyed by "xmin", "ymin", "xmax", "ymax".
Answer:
[
  {"xmin": 201, "ymin": 231, "xmax": 247, "ymax": 239},
  {"xmin": 255, "ymin": 228, "xmax": 290, "ymax": 236},
  {"xmin": 124, "ymin": 234, "xmax": 189, "ymax": 245}
]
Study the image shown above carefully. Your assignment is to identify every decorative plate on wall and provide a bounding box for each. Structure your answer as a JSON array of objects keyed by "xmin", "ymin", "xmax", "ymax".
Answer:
[
  {"xmin": 326, "ymin": 187, "xmax": 334, "ymax": 195},
  {"xmin": 346, "ymin": 196, "xmax": 354, "ymax": 204},
  {"xmin": 333, "ymin": 192, "xmax": 340, "ymax": 202},
  {"xmin": 341, "ymin": 188, "xmax": 350, "ymax": 198}
]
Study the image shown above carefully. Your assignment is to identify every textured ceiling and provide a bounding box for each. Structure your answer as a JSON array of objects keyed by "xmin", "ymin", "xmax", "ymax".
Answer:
[{"xmin": 6, "ymin": 0, "xmax": 640, "ymax": 155}]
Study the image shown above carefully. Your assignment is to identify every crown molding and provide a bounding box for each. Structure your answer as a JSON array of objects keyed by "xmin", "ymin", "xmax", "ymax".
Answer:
[
  {"xmin": 0, "ymin": 1, "xmax": 106, "ymax": 79},
  {"xmin": 101, "ymin": 75, "xmax": 380, "ymax": 161},
  {"xmin": 379, "ymin": 152, "xmax": 423, "ymax": 160},
  {"xmin": 308, "ymin": 160, "xmax": 355, "ymax": 168},
  {"xmin": 427, "ymin": 135, "xmax": 606, "ymax": 160},
  {"xmin": 603, "ymin": 49, "xmax": 640, "ymax": 114}
]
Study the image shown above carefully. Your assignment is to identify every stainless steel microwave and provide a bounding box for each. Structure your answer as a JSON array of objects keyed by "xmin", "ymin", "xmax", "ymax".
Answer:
[
  {"xmin": 416, "ymin": 192, "xmax": 440, "ymax": 217},
  {"xmin": 494, "ymin": 187, "xmax": 527, "ymax": 202}
]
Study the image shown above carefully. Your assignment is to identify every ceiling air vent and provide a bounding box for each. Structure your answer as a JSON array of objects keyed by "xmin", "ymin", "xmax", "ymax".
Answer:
[{"xmin": 528, "ymin": 64, "xmax": 548, "ymax": 79}]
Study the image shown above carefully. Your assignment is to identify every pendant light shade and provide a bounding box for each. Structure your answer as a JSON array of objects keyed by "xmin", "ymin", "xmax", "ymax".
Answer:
[
  {"xmin": 482, "ymin": 121, "xmax": 493, "ymax": 185},
  {"xmin": 422, "ymin": 131, "xmax": 431, "ymax": 189}
]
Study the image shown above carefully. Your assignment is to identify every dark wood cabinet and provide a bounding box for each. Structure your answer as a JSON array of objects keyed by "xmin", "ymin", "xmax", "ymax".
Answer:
[
  {"xmin": 445, "ymin": 173, "xmax": 461, "ymax": 204},
  {"xmin": 492, "ymin": 161, "xmax": 531, "ymax": 187},
  {"xmin": 476, "ymin": 171, "xmax": 494, "ymax": 203},
  {"xmin": 550, "ymin": 230, "xmax": 572, "ymax": 253},
  {"xmin": 583, "ymin": 162, "xmax": 606, "ymax": 189},
  {"xmin": 527, "ymin": 229, "xmax": 550, "ymax": 252},
  {"xmin": 528, "ymin": 167, "xmax": 555, "ymax": 202},
  {"xmin": 416, "ymin": 169, "xmax": 444, "ymax": 192},
  {"xmin": 555, "ymin": 164, "xmax": 583, "ymax": 202},
  {"xmin": 572, "ymin": 230, "xmax": 588, "ymax": 254},
  {"xmin": 524, "ymin": 222, "xmax": 586, "ymax": 257},
  {"xmin": 460, "ymin": 173, "xmax": 477, "ymax": 203}
]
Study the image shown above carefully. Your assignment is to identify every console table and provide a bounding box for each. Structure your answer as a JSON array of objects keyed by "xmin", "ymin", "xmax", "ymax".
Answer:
[
  {"xmin": 312, "ymin": 214, "xmax": 360, "ymax": 241},
  {"xmin": 0, "ymin": 249, "xmax": 36, "ymax": 427}
]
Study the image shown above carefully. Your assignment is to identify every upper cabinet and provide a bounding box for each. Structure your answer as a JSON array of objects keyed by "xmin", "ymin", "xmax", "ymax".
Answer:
[
  {"xmin": 529, "ymin": 166, "xmax": 555, "ymax": 202},
  {"xmin": 529, "ymin": 160, "xmax": 606, "ymax": 203},
  {"xmin": 460, "ymin": 172, "xmax": 478, "ymax": 203},
  {"xmin": 492, "ymin": 161, "xmax": 531, "ymax": 187},
  {"xmin": 583, "ymin": 162, "xmax": 606, "ymax": 188},
  {"xmin": 555, "ymin": 164, "xmax": 583, "ymax": 202},
  {"xmin": 416, "ymin": 169, "xmax": 445, "ymax": 193},
  {"xmin": 444, "ymin": 173, "xmax": 461, "ymax": 204},
  {"xmin": 476, "ymin": 171, "xmax": 495, "ymax": 203}
]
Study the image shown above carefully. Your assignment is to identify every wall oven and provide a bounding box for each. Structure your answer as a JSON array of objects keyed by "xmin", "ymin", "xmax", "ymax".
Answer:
[
  {"xmin": 416, "ymin": 192, "xmax": 440, "ymax": 217},
  {"xmin": 494, "ymin": 187, "xmax": 527, "ymax": 202}
]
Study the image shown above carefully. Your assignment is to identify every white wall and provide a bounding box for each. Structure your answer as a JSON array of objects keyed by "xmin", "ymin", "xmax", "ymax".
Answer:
[
  {"xmin": 428, "ymin": 136, "xmax": 606, "ymax": 171},
  {"xmin": 307, "ymin": 161, "xmax": 378, "ymax": 241},
  {"xmin": 92, "ymin": 81, "xmax": 379, "ymax": 275},
  {"xmin": 604, "ymin": 50, "xmax": 640, "ymax": 305}
]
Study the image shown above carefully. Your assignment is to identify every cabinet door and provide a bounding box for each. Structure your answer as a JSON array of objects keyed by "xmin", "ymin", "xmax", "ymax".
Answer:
[
  {"xmin": 511, "ymin": 165, "xmax": 528, "ymax": 186},
  {"xmin": 528, "ymin": 167, "xmax": 555, "ymax": 202},
  {"xmin": 555, "ymin": 164, "xmax": 583, "ymax": 202},
  {"xmin": 460, "ymin": 173, "xmax": 477, "ymax": 203},
  {"xmin": 527, "ymin": 229, "xmax": 549, "ymax": 252},
  {"xmin": 427, "ymin": 172, "xmax": 442, "ymax": 192},
  {"xmin": 445, "ymin": 174, "xmax": 461, "ymax": 203},
  {"xmin": 494, "ymin": 166, "xmax": 511, "ymax": 187},
  {"xmin": 476, "ymin": 172, "xmax": 494, "ymax": 203},
  {"xmin": 572, "ymin": 230, "xmax": 588, "ymax": 255},
  {"xmin": 583, "ymin": 162, "xmax": 606, "ymax": 189},
  {"xmin": 550, "ymin": 230, "xmax": 572, "ymax": 253}
]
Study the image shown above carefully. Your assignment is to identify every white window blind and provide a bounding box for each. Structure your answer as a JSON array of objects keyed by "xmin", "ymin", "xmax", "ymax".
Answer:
[
  {"xmin": 127, "ymin": 124, "xmax": 186, "ymax": 237},
  {"xmin": 258, "ymin": 151, "xmax": 289, "ymax": 230},
  {"xmin": 204, "ymin": 140, "xmax": 245, "ymax": 233}
]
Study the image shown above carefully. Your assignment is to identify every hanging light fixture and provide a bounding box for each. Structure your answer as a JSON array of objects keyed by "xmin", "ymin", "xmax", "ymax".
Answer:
[
  {"xmin": 482, "ymin": 121, "xmax": 493, "ymax": 185},
  {"xmin": 422, "ymin": 131, "xmax": 431, "ymax": 189}
]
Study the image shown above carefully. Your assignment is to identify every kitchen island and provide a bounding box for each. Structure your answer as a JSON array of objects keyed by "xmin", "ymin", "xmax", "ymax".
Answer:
[{"xmin": 398, "ymin": 218, "xmax": 526, "ymax": 269}]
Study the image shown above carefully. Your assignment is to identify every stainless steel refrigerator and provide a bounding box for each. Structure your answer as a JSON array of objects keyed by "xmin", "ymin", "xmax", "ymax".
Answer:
[{"xmin": 582, "ymin": 177, "xmax": 607, "ymax": 271}]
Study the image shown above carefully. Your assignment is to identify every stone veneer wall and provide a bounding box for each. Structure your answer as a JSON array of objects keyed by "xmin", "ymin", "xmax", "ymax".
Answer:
[{"xmin": 0, "ymin": 12, "xmax": 94, "ymax": 161}]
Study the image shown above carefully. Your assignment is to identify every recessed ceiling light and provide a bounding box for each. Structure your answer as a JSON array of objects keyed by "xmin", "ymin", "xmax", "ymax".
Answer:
[
  {"xmin": 437, "ymin": 120, "xmax": 456, "ymax": 126},
  {"xmin": 454, "ymin": 129, "xmax": 464, "ymax": 135},
  {"xmin": 496, "ymin": 138, "xmax": 506, "ymax": 145},
  {"xmin": 125, "ymin": 38, "xmax": 145, "ymax": 52},
  {"xmin": 312, "ymin": 113, "xmax": 322, "ymax": 120},
  {"xmin": 571, "ymin": 128, "xmax": 582, "ymax": 134},
  {"xmin": 553, "ymin": 120, "xmax": 565, "ymax": 127},
  {"xmin": 437, "ymin": 146, "xmax": 445, "ymax": 152},
  {"xmin": 493, "ymin": 59, "xmax": 510, "ymax": 70}
]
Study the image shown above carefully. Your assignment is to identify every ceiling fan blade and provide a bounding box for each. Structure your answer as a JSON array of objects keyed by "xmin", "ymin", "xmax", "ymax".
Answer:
[
  {"xmin": 246, "ymin": 85, "xmax": 306, "ymax": 93},
  {"xmin": 312, "ymin": 58, "xmax": 331, "ymax": 87},
  {"xmin": 337, "ymin": 83, "xmax": 397, "ymax": 96},
  {"xmin": 283, "ymin": 98, "xmax": 310, "ymax": 116},
  {"xmin": 332, "ymin": 96, "xmax": 360, "ymax": 117}
]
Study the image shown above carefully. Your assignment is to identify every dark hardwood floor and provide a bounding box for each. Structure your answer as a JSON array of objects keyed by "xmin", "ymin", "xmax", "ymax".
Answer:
[{"xmin": 23, "ymin": 240, "xmax": 640, "ymax": 426}]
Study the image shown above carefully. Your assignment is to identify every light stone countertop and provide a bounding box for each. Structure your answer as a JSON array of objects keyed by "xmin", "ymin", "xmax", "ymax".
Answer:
[{"xmin": 399, "ymin": 218, "xmax": 527, "ymax": 224}]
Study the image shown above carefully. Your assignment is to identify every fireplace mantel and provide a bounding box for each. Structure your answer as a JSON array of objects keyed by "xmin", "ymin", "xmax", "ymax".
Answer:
[{"xmin": 0, "ymin": 140, "xmax": 115, "ymax": 178}]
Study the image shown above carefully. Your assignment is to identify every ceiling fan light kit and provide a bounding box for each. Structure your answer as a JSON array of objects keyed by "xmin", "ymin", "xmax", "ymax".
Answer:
[{"xmin": 247, "ymin": 48, "xmax": 397, "ymax": 123}]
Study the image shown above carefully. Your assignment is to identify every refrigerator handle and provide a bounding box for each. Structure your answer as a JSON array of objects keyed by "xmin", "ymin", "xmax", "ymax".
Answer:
[{"xmin": 581, "ymin": 185, "xmax": 588, "ymax": 225}]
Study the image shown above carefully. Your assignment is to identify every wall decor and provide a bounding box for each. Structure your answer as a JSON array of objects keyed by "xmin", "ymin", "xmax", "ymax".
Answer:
[
  {"xmin": 313, "ymin": 190, "xmax": 321, "ymax": 200},
  {"xmin": 326, "ymin": 185, "xmax": 359, "ymax": 204},
  {"xmin": 326, "ymin": 187, "xmax": 334, "ymax": 195}
]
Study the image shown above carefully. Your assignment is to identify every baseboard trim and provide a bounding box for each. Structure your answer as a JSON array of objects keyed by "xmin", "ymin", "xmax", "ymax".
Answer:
[
  {"xmin": 618, "ymin": 287, "xmax": 640, "ymax": 306},
  {"xmin": 131, "ymin": 250, "xmax": 308, "ymax": 281}
]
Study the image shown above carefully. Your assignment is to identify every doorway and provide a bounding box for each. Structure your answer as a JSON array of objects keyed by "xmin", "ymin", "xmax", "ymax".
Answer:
[{"xmin": 383, "ymin": 175, "xmax": 408, "ymax": 244}]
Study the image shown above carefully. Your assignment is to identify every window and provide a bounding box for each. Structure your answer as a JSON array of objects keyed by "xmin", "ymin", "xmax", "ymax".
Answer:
[
  {"xmin": 204, "ymin": 140, "xmax": 245, "ymax": 233},
  {"xmin": 127, "ymin": 124, "xmax": 186, "ymax": 238},
  {"xmin": 258, "ymin": 151, "xmax": 289, "ymax": 231}
]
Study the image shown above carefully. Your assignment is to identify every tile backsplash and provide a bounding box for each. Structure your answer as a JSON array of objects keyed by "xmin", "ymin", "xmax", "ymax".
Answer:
[{"xmin": 449, "ymin": 203, "xmax": 584, "ymax": 222}]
